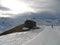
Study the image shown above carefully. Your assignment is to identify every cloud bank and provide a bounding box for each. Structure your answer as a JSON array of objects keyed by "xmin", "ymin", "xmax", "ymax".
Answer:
[
  {"xmin": 0, "ymin": 0, "xmax": 60, "ymax": 17},
  {"xmin": 22, "ymin": 0, "xmax": 60, "ymax": 13},
  {"xmin": 0, "ymin": 6, "xmax": 11, "ymax": 11}
]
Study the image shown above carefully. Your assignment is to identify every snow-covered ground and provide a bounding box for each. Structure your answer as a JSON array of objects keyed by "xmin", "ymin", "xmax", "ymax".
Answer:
[
  {"xmin": 22, "ymin": 26, "xmax": 60, "ymax": 45},
  {"xmin": 0, "ymin": 25, "xmax": 45, "ymax": 45},
  {"xmin": 0, "ymin": 25, "xmax": 60, "ymax": 45}
]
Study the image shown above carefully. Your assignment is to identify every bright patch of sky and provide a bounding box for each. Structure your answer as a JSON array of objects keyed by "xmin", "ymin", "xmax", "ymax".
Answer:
[{"xmin": 1, "ymin": 0, "xmax": 34, "ymax": 14}]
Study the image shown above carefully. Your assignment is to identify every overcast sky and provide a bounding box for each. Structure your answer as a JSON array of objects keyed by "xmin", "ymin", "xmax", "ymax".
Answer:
[
  {"xmin": 23, "ymin": 0, "xmax": 60, "ymax": 13},
  {"xmin": 0, "ymin": 0, "xmax": 60, "ymax": 17}
]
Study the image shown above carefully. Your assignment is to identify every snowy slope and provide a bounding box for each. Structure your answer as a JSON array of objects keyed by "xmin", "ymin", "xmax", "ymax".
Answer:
[
  {"xmin": 0, "ymin": 17, "xmax": 26, "ymax": 33},
  {"xmin": 0, "ymin": 26, "xmax": 60, "ymax": 45},
  {"xmin": 0, "ymin": 25, "xmax": 45, "ymax": 45},
  {"xmin": 22, "ymin": 26, "xmax": 60, "ymax": 45}
]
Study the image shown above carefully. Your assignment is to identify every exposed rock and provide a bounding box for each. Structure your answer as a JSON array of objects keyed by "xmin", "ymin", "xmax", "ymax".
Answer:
[
  {"xmin": 0, "ymin": 20, "xmax": 37, "ymax": 36},
  {"xmin": 24, "ymin": 20, "xmax": 36, "ymax": 29}
]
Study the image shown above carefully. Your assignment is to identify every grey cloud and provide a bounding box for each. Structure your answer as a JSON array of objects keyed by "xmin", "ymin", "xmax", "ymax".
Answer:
[
  {"xmin": 0, "ymin": 6, "xmax": 11, "ymax": 11},
  {"xmin": 22, "ymin": 0, "xmax": 60, "ymax": 13}
]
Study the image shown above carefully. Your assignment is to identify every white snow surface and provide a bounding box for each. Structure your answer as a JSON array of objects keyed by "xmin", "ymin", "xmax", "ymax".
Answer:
[
  {"xmin": 22, "ymin": 26, "xmax": 60, "ymax": 45},
  {"xmin": 0, "ymin": 25, "xmax": 45, "ymax": 45},
  {"xmin": 0, "ymin": 26, "xmax": 60, "ymax": 45}
]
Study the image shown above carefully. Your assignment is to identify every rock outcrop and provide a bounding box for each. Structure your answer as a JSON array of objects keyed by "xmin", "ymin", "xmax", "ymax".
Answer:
[{"xmin": 0, "ymin": 20, "xmax": 37, "ymax": 36}]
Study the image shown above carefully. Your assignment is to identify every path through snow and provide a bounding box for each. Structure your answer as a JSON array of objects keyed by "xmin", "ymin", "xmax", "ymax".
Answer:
[{"xmin": 22, "ymin": 26, "xmax": 60, "ymax": 45}]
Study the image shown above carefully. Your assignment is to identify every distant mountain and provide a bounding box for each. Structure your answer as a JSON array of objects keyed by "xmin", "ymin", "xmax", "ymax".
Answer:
[{"xmin": 0, "ymin": 11, "xmax": 60, "ymax": 32}]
